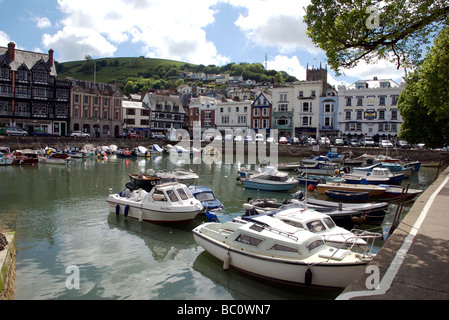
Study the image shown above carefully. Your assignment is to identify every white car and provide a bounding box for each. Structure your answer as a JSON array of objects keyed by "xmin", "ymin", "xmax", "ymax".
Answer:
[
  {"xmin": 224, "ymin": 134, "xmax": 233, "ymax": 141},
  {"xmin": 6, "ymin": 126, "xmax": 28, "ymax": 136},
  {"xmin": 266, "ymin": 137, "xmax": 275, "ymax": 143},
  {"xmin": 70, "ymin": 131, "xmax": 91, "ymax": 138},
  {"xmin": 255, "ymin": 134, "xmax": 265, "ymax": 142},
  {"xmin": 381, "ymin": 140, "xmax": 393, "ymax": 148},
  {"xmin": 234, "ymin": 135, "xmax": 243, "ymax": 142}
]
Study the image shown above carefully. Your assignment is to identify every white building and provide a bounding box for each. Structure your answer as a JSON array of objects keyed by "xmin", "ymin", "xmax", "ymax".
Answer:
[
  {"xmin": 337, "ymin": 78, "xmax": 404, "ymax": 140},
  {"xmin": 122, "ymin": 100, "xmax": 151, "ymax": 137},
  {"xmin": 215, "ymin": 99, "xmax": 252, "ymax": 135}
]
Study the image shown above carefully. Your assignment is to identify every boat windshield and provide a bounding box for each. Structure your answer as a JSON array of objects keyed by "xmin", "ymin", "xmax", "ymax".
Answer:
[
  {"xmin": 166, "ymin": 190, "xmax": 179, "ymax": 202},
  {"xmin": 176, "ymin": 188, "xmax": 189, "ymax": 200},
  {"xmin": 194, "ymin": 191, "xmax": 215, "ymax": 201},
  {"xmin": 306, "ymin": 220, "xmax": 327, "ymax": 233},
  {"xmin": 323, "ymin": 217, "xmax": 336, "ymax": 229}
]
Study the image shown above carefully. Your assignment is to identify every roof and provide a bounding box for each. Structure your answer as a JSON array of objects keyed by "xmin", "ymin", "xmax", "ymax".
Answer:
[{"xmin": 0, "ymin": 46, "xmax": 56, "ymax": 76}]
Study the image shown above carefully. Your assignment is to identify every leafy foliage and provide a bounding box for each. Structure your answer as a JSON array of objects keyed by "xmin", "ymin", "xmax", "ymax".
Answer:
[
  {"xmin": 398, "ymin": 25, "xmax": 449, "ymax": 148},
  {"xmin": 304, "ymin": 0, "xmax": 449, "ymax": 75}
]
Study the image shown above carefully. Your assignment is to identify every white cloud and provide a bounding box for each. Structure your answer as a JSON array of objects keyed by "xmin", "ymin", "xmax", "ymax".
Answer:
[
  {"xmin": 340, "ymin": 60, "xmax": 406, "ymax": 84},
  {"xmin": 223, "ymin": 0, "xmax": 318, "ymax": 54},
  {"xmin": 45, "ymin": 0, "xmax": 229, "ymax": 64},
  {"xmin": 268, "ymin": 55, "xmax": 307, "ymax": 80},
  {"xmin": 0, "ymin": 30, "xmax": 11, "ymax": 46},
  {"xmin": 35, "ymin": 17, "xmax": 51, "ymax": 29}
]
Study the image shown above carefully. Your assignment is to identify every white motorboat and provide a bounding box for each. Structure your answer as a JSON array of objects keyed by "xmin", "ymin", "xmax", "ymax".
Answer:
[
  {"xmin": 107, "ymin": 181, "xmax": 203, "ymax": 223},
  {"xmin": 192, "ymin": 218, "xmax": 375, "ymax": 289},
  {"xmin": 135, "ymin": 146, "xmax": 151, "ymax": 157},
  {"xmin": 0, "ymin": 147, "xmax": 13, "ymax": 165},
  {"xmin": 296, "ymin": 161, "xmax": 338, "ymax": 175},
  {"xmin": 239, "ymin": 166, "xmax": 298, "ymax": 191},
  {"xmin": 37, "ymin": 154, "xmax": 71, "ymax": 165},
  {"xmin": 235, "ymin": 206, "xmax": 379, "ymax": 253},
  {"xmin": 155, "ymin": 168, "xmax": 199, "ymax": 182}
]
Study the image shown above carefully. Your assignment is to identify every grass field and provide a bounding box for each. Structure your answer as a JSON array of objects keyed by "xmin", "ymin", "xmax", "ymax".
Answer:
[{"xmin": 57, "ymin": 57, "xmax": 190, "ymax": 84}]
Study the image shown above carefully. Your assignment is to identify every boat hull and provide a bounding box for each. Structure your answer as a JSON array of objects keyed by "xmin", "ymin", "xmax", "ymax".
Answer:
[
  {"xmin": 242, "ymin": 179, "xmax": 298, "ymax": 191},
  {"xmin": 316, "ymin": 183, "xmax": 386, "ymax": 196},
  {"xmin": 192, "ymin": 229, "xmax": 367, "ymax": 289},
  {"xmin": 107, "ymin": 194, "xmax": 202, "ymax": 223}
]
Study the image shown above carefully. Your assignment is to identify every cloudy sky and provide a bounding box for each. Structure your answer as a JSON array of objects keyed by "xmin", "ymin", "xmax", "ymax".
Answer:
[{"xmin": 0, "ymin": 0, "xmax": 406, "ymax": 86}]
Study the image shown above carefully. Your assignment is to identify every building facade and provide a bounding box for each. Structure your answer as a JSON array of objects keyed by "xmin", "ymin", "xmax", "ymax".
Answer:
[
  {"xmin": 0, "ymin": 42, "xmax": 70, "ymax": 136},
  {"xmin": 188, "ymin": 95, "xmax": 217, "ymax": 134},
  {"xmin": 215, "ymin": 99, "xmax": 252, "ymax": 134},
  {"xmin": 70, "ymin": 79, "xmax": 123, "ymax": 137},
  {"xmin": 122, "ymin": 99, "xmax": 152, "ymax": 137},
  {"xmin": 251, "ymin": 92, "xmax": 272, "ymax": 136},
  {"xmin": 337, "ymin": 78, "xmax": 404, "ymax": 140},
  {"xmin": 142, "ymin": 93, "xmax": 185, "ymax": 133}
]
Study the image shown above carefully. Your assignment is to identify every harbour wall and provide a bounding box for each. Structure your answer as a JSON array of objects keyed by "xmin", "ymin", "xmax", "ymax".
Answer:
[
  {"xmin": 0, "ymin": 232, "xmax": 15, "ymax": 300},
  {"xmin": 1, "ymin": 135, "xmax": 449, "ymax": 164}
]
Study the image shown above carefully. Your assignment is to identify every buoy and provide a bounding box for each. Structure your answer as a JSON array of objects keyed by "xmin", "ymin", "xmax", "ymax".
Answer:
[
  {"xmin": 223, "ymin": 252, "xmax": 231, "ymax": 270},
  {"xmin": 124, "ymin": 205, "xmax": 129, "ymax": 217},
  {"xmin": 308, "ymin": 184, "xmax": 315, "ymax": 191},
  {"xmin": 115, "ymin": 204, "xmax": 120, "ymax": 216},
  {"xmin": 305, "ymin": 268, "xmax": 312, "ymax": 288}
]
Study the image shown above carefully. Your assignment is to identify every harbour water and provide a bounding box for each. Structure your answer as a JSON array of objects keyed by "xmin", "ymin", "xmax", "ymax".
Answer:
[{"xmin": 0, "ymin": 154, "xmax": 438, "ymax": 300}]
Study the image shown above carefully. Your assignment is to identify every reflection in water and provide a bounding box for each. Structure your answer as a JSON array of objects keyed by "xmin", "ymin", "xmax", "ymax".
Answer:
[{"xmin": 0, "ymin": 155, "xmax": 438, "ymax": 300}]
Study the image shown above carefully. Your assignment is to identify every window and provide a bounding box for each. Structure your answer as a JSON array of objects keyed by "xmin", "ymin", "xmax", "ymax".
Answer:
[
  {"xmin": 307, "ymin": 239, "xmax": 325, "ymax": 252},
  {"xmin": 391, "ymin": 109, "xmax": 398, "ymax": 120},
  {"xmin": 278, "ymin": 104, "xmax": 288, "ymax": 111},
  {"xmin": 221, "ymin": 116, "xmax": 229, "ymax": 124},
  {"xmin": 307, "ymin": 220, "xmax": 326, "ymax": 233},
  {"xmin": 166, "ymin": 190, "xmax": 179, "ymax": 202},
  {"xmin": 235, "ymin": 234, "xmax": 263, "ymax": 247},
  {"xmin": 379, "ymin": 96, "xmax": 386, "ymax": 106},
  {"xmin": 357, "ymin": 97, "xmax": 363, "ymax": 106},
  {"xmin": 237, "ymin": 115, "xmax": 246, "ymax": 124},
  {"xmin": 324, "ymin": 104, "xmax": 333, "ymax": 113},
  {"xmin": 84, "ymin": 95, "xmax": 89, "ymax": 105},
  {"xmin": 356, "ymin": 110, "xmax": 362, "ymax": 120},
  {"xmin": 346, "ymin": 97, "xmax": 352, "ymax": 106},
  {"xmin": 392, "ymin": 96, "xmax": 398, "ymax": 105},
  {"xmin": 379, "ymin": 110, "xmax": 385, "ymax": 120},
  {"xmin": 270, "ymin": 244, "xmax": 299, "ymax": 253},
  {"xmin": 280, "ymin": 93, "xmax": 288, "ymax": 102},
  {"xmin": 302, "ymin": 102, "xmax": 312, "ymax": 112},
  {"xmin": 345, "ymin": 110, "xmax": 351, "ymax": 120},
  {"xmin": 253, "ymin": 119, "xmax": 260, "ymax": 128}
]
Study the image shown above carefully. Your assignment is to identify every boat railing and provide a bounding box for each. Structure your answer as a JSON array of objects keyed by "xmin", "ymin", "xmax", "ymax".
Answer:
[
  {"xmin": 252, "ymin": 222, "xmax": 299, "ymax": 241},
  {"xmin": 322, "ymin": 229, "xmax": 382, "ymax": 260}
]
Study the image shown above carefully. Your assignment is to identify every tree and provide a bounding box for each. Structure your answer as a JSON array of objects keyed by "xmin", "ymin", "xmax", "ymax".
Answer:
[
  {"xmin": 398, "ymin": 25, "xmax": 449, "ymax": 148},
  {"xmin": 304, "ymin": 0, "xmax": 449, "ymax": 75}
]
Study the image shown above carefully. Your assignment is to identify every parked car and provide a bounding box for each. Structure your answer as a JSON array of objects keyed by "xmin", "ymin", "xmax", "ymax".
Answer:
[
  {"xmin": 32, "ymin": 130, "xmax": 51, "ymax": 137},
  {"xmin": 397, "ymin": 140, "xmax": 411, "ymax": 149},
  {"xmin": 128, "ymin": 132, "xmax": 143, "ymax": 139},
  {"xmin": 380, "ymin": 140, "xmax": 394, "ymax": 148},
  {"xmin": 319, "ymin": 137, "xmax": 331, "ymax": 146},
  {"xmin": 361, "ymin": 137, "xmax": 375, "ymax": 147},
  {"xmin": 224, "ymin": 134, "xmax": 233, "ymax": 141},
  {"xmin": 151, "ymin": 133, "xmax": 166, "ymax": 139},
  {"xmin": 255, "ymin": 134, "xmax": 265, "ymax": 142},
  {"xmin": 349, "ymin": 139, "xmax": 360, "ymax": 147},
  {"xmin": 278, "ymin": 136, "xmax": 288, "ymax": 144},
  {"xmin": 244, "ymin": 135, "xmax": 254, "ymax": 143},
  {"xmin": 307, "ymin": 137, "xmax": 317, "ymax": 145},
  {"xmin": 334, "ymin": 138, "xmax": 344, "ymax": 146},
  {"xmin": 266, "ymin": 136, "xmax": 275, "ymax": 143},
  {"xmin": 292, "ymin": 137, "xmax": 300, "ymax": 144},
  {"xmin": 70, "ymin": 131, "xmax": 90, "ymax": 138},
  {"xmin": 234, "ymin": 135, "xmax": 243, "ymax": 142},
  {"xmin": 6, "ymin": 126, "xmax": 28, "ymax": 136}
]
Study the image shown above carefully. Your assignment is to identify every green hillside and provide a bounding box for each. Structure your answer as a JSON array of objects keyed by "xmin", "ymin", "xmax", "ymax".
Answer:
[
  {"xmin": 56, "ymin": 56, "xmax": 298, "ymax": 95},
  {"xmin": 56, "ymin": 57, "xmax": 191, "ymax": 84}
]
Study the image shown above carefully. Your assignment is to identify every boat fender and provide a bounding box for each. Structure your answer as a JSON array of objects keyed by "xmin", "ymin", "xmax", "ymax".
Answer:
[
  {"xmin": 116, "ymin": 204, "xmax": 120, "ymax": 216},
  {"xmin": 305, "ymin": 268, "xmax": 312, "ymax": 288},
  {"xmin": 124, "ymin": 205, "xmax": 130, "ymax": 217},
  {"xmin": 223, "ymin": 252, "xmax": 231, "ymax": 271}
]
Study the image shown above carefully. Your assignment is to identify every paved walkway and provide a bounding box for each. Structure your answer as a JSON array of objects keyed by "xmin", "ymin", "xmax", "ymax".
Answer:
[{"xmin": 337, "ymin": 166, "xmax": 449, "ymax": 300}]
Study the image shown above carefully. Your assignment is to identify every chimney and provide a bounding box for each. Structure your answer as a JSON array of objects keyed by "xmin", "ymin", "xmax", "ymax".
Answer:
[
  {"xmin": 48, "ymin": 49, "xmax": 54, "ymax": 67},
  {"xmin": 8, "ymin": 42, "xmax": 15, "ymax": 61}
]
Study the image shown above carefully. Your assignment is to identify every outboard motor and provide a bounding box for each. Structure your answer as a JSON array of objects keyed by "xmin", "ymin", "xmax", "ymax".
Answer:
[
  {"xmin": 292, "ymin": 190, "xmax": 304, "ymax": 200},
  {"xmin": 125, "ymin": 181, "xmax": 136, "ymax": 191}
]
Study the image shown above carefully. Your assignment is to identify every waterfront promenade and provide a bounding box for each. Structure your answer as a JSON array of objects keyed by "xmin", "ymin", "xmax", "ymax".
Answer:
[{"xmin": 337, "ymin": 166, "xmax": 449, "ymax": 300}]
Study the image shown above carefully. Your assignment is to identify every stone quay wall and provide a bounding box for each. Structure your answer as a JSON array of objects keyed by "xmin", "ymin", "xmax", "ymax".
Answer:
[{"xmin": 0, "ymin": 232, "xmax": 16, "ymax": 300}]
